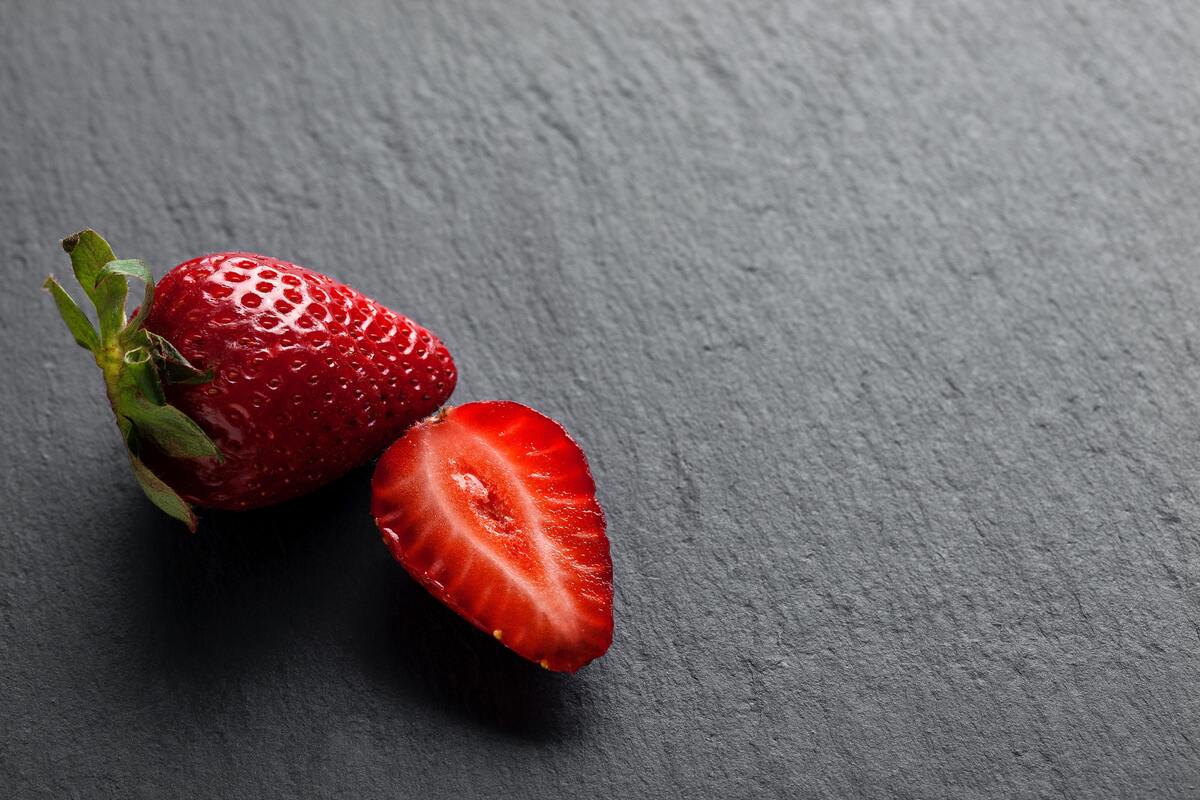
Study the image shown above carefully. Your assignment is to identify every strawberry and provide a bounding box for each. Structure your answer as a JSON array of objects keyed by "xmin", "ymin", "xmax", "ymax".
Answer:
[
  {"xmin": 371, "ymin": 401, "xmax": 613, "ymax": 672},
  {"xmin": 45, "ymin": 229, "xmax": 456, "ymax": 530}
]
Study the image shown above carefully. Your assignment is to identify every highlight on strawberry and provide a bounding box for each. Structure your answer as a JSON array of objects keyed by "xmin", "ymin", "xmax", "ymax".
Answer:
[{"xmin": 45, "ymin": 229, "xmax": 456, "ymax": 530}]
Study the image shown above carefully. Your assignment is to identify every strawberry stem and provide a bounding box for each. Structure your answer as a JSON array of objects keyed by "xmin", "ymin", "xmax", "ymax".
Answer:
[{"xmin": 45, "ymin": 229, "xmax": 221, "ymax": 532}]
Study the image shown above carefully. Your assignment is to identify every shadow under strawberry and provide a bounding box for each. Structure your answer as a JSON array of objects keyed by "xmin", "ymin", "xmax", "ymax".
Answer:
[
  {"xmin": 119, "ymin": 462, "xmax": 594, "ymax": 742},
  {"xmin": 350, "ymin": 552, "xmax": 600, "ymax": 743},
  {"xmin": 352, "ymin": 561, "xmax": 600, "ymax": 743},
  {"xmin": 127, "ymin": 464, "xmax": 378, "ymax": 682}
]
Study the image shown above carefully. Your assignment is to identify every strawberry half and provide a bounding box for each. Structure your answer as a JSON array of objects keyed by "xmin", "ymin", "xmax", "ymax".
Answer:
[
  {"xmin": 44, "ymin": 229, "xmax": 456, "ymax": 529},
  {"xmin": 371, "ymin": 401, "xmax": 613, "ymax": 672}
]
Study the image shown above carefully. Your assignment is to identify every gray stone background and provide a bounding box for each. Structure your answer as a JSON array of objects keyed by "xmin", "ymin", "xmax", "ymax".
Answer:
[{"xmin": 3, "ymin": 0, "xmax": 1200, "ymax": 797}]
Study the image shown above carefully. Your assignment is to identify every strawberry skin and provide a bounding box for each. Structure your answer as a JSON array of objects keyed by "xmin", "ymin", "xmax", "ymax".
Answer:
[
  {"xmin": 143, "ymin": 252, "xmax": 457, "ymax": 510},
  {"xmin": 371, "ymin": 401, "xmax": 613, "ymax": 672},
  {"xmin": 45, "ymin": 230, "xmax": 456, "ymax": 528}
]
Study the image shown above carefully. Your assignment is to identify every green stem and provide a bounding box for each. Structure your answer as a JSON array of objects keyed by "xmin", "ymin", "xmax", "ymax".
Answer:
[
  {"xmin": 44, "ymin": 229, "xmax": 221, "ymax": 532},
  {"xmin": 97, "ymin": 343, "xmax": 132, "ymax": 440}
]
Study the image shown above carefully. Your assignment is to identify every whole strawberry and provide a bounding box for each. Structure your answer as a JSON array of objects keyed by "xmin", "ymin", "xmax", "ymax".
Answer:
[{"xmin": 45, "ymin": 229, "xmax": 456, "ymax": 530}]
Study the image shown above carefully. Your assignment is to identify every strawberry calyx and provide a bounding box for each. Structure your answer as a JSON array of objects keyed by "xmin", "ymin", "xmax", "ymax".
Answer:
[{"xmin": 44, "ymin": 229, "xmax": 220, "ymax": 531}]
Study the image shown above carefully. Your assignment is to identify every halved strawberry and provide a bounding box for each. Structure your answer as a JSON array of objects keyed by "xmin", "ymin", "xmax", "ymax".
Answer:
[{"xmin": 371, "ymin": 401, "xmax": 613, "ymax": 672}]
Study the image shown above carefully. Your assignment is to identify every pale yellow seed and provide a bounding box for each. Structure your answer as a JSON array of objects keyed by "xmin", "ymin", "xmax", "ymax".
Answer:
[
  {"xmin": 493, "ymin": 630, "xmax": 503, "ymax": 640},
  {"xmin": 539, "ymin": 660, "xmax": 549, "ymax": 669}
]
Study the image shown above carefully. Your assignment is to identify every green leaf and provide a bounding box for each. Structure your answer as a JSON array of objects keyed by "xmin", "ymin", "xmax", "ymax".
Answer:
[
  {"xmin": 147, "ymin": 332, "xmax": 214, "ymax": 384},
  {"xmin": 128, "ymin": 453, "xmax": 198, "ymax": 532},
  {"xmin": 43, "ymin": 277, "xmax": 100, "ymax": 351},
  {"xmin": 96, "ymin": 258, "xmax": 151, "ymax": 283},
  {"xmin": 120, "ymin": 346, "xmax": 166, "ymax": 405},
  {"xmin": 61, "ymin": 229, "xmax": 115, "ymax": 286},
  {"xmin": 53, "ymin": 229, "xmax": 213, "ymax": 533},
  {"xmin": 62, "ymin": 229, "xmax": 126, "ymax": 341},
  {"xmin": 96, "ymin": 259, "xmax": 154, "ymax": 336},
  {"xmin": 123, "ymin": 396, "xmax": 221, "ymax": 460}
]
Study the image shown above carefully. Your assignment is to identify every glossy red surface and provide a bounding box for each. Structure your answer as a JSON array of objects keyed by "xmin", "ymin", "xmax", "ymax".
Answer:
[{"xmin": 142, "ymin": 252, "xmax": 456, "ymax": 509}]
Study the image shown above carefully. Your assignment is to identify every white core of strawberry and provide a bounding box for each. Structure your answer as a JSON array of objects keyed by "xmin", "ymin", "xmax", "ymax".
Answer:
[{"xmin": 400, "ymin": 422, "xmax": 582, "ymax": 637}]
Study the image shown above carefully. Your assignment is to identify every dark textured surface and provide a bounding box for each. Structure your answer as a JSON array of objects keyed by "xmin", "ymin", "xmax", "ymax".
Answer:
[{"xmin": 3, "ymin": 0, "xmax": 1200, "ymax": 796}]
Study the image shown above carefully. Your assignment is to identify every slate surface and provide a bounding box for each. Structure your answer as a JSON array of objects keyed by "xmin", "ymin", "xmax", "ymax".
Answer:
[{"xmin": 3, "ymin": 1, "xmax": 1200, "ymax": 796}]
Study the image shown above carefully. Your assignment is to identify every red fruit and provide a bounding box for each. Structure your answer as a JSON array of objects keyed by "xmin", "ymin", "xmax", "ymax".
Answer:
[
  {"xmin": 371, "ymin": 401, "xmax": 613, "ymax": 672},
  {"xmin": 45, "ymin": 229, "xmax": 456, "ymax": 529}
]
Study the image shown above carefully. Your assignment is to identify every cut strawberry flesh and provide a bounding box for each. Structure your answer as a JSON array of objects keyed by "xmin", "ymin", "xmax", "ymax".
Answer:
[{"xmin": 371, "ymin": 401, "xmax": 613, "ymax": 672}]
